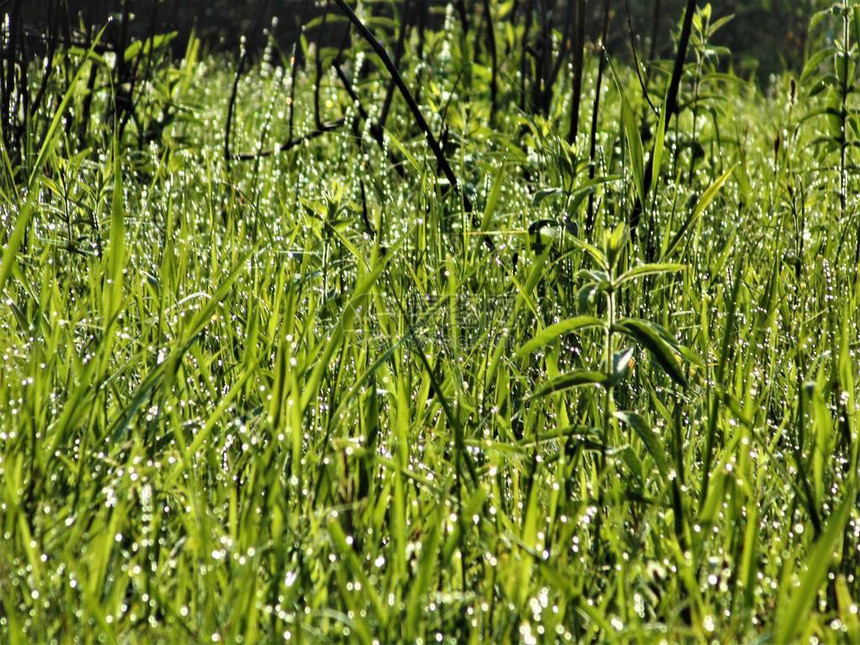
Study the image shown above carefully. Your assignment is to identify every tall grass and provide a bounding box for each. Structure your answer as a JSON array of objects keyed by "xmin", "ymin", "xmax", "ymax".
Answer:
[{"xmin": 1, "ymin": 1, "xmax": 860, "ymax": 642}]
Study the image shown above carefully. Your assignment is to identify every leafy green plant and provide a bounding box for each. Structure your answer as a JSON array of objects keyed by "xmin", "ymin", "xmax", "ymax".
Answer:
[
  {"xmin": 801, "ymin": 1, "xmax": 860, "ymax": 263},
  {"xmin": 519, "ymin": 223, "xmax": 692, "ymax": 544}
]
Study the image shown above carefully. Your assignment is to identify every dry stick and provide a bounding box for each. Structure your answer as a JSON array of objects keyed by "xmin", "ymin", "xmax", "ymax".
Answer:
[
  {"xmin": 1, "ymin": 0, "xmax": 21, "ymax": 156},
  {"xmin": 358, "ymin": 177, "xmax": 375, "ymax": 238},
  {"xmin": 414, "ymin": 0, "xmax": 428, "ymax": 104},
  {"xmin": 416, "ymin": 0, "xmax": 427, "ymax": 62},
  {"xmin": 332, "ymin": 0, "xmax": 474, "ymax": 214},
  {"xmin": 27, "ymin": 0, "xmax": 60, "ymax": 138},
  {"xmin": 629, "ymin": 0, "xmax": 697, "ymax": 239},
  {"xmin": 585, "ymin": 0, "xmax": 612, "ymax": 236},
  {"xmin": 507, "ymin": 0, "xmax": 520, "ymax": 57},
  {"xmin": 126, "ymin": 0, "xmax": 163, "ymax": 146},
  {"xmin": 113, "ymin": 0, "xmax": 132, "ymax": 131},
  {"xmin": 567, "ymin": 0, "xmax": 586, "ymax": 142},
  {"xmin": 454, "ymin": 0, "xmax": 471, "ymax": 36},
  {"xmin": 77, "ymin": 25, "xmax": 99, "ymax": 147},
  {"xmin": 234, "ymin": 21, "xmax": 347, "ymax": 165}
]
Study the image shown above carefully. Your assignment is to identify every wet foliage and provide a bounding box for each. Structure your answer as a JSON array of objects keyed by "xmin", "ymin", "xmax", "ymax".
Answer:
[{"xmin": 3, "ymin": 1, "xmax": 860, "ymax": 642}]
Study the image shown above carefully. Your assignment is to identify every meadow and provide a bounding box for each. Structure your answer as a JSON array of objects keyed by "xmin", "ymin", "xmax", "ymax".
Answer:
[{"xmin": 2, "ymin": 1, "xmax": 860, "ymax": 641}]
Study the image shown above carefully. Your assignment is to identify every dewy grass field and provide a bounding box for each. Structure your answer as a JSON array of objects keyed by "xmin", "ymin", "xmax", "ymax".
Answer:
[{"xmin": 2, "ymin": 0, "xmax": 860, "ymax": 641}]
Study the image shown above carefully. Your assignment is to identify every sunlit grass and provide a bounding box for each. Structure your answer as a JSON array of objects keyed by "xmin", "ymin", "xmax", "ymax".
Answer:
[{"xmin": 2, "ymin": 4, "xmax": 860, "ymax": 642}]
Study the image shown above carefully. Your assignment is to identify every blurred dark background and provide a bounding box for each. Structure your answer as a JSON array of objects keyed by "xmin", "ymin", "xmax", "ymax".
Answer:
[
  {"xmin": 10, "ymin": 0, "xmax": 821, "ymax": 80},
  {"xmin": 621, "ymin": 0, "xmax": 816, "ymax": 78}
]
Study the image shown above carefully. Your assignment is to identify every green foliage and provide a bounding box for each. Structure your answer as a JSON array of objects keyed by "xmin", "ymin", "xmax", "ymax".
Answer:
[{"xmin": 2, "ymin": 3, "xmax": 860, "ymax": 643}]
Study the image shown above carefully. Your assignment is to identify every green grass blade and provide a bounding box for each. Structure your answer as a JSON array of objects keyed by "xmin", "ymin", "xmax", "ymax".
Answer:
[
  {"xmin": 774, "ymin": 482, "xmax": 858, "ymax": 644},
  {"xmin": 517, "ymin": 315, "xmax": 605, "ymax": 357}
]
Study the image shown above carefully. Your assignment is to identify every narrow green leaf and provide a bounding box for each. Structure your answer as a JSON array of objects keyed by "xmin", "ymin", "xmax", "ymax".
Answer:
[
  {"xmin": 606, "ymin": 222, "xmax": 629, "ymax": 270},
  {"xmin": 615, "ymin": 263, "xmax": 686, "ymax": 288},
  {"xmin": 517, "ymin": 316, "xmax": 604, "ymax": 357},
  {"xmin": 621, "ymin": 95, "xmax": 646, "ymax": 206},
  {"xmin": 775, "ymin": 482, "xmax": 858, "ymax": 644},
  {"xmin": 651, "ymin": 93, "xmax": 669, "ymax": 193},
  {"xmin": 663, "ymin": 166, "xmax": 734, "ymax": 258},
  {"xmin": 1, "ymin": 29, "xmax": 106, "ymax": 297},
  {"xmin": 406, "ymin": 518, "xmax": 442, "ymax": 636},
  {"xmin": 300, "ymin": 245, "xmax": 397, "ymax": 411},
  {"xmin": 328, "ymin": 519, "xmax": 385, "ymax": 621},
  {"xmin": 482, "ymin": 163, "xmax": 507, "ymax": 230},
  {"xmin": 102, "ymin": 138, "xmax": 126, "ymax": 341},
  {"xmin": 614, "ymin": 410, "xmax": 670, "ymax": 477},
  {"xmin": 570, "ymin": 236, "xmax": 610, "ymax": 270},
  {"xmin": 577, "ymin": 283, "xmax": 599, "ymax": 312},
  {"xmin": 614, "ymin": 318, "xmax": 688, "ymax": 387},
  {"xmin": 105, "ymin": 250, "xmax": 253, "ymax": 443},
  {"xmin": 801, "ymin": 46, "xmax": 836, "ymax": 83},
  {"xmin": 533, "ymin": 186, "xmax": 563, "ymax": 206},
  {"xmin": 527, "ymin": 370, "xmax": 607, "ymax": 399},
  {"xmin": 0, "ymin": 196, "xmax": 36, "ymax": 299}
]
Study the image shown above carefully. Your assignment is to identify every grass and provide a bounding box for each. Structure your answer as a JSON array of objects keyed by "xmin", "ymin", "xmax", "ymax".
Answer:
[{"xmin": 2, "ymin": 2, "xmax": 860, "ymax": 642}]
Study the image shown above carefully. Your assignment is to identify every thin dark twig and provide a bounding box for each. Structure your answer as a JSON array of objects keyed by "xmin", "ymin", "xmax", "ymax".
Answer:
[
  {"xmin": 547, "ymin": 0, "xmax": 574, "ymax": 106},
  {"xmin": 519, "ymin": 0, "xmax": 533, "ymax": 112},
  {"xmin": 230, "ymin": 122, "xmax": 344, "ymax": 161},
  {"xmin": 629, "ymin": 0, "xmax": 698, "ymax": 238},
  {"xmin": 287, "ymin": 1, "xmax": 311, "ymax": 141},
  {"xmin": 585, "ymin": 0, "xmax": 612, "ymax": 236},
  {"xmin": 378, "ymin": 0, "xmax": 411, "ymax": 131},
  {"xmin": 332, "ymin": 0, "xmax": 472, "ymax": 213},
  {"xmin": 224, "ymin": 0, "xmax": 268, "ymax": 163},
  {"xmin": 454, "ymin": 0, "xmax": 471, "ymax": 35},
  {"xmin": 359, "ymin": 177, "xmax": 375, "ymax": 238},
  {"xmin": 649, "ymin": 0, "xmax": 662, "ymax": 62},
  {"xmin": 313, "ymin": 0, "xmax": 331, "ymax": 130},
  {"xmin": 567, "ymin": 0, "xmax": 586, "ymax": 142},
  {"xmin": 534, "ymin": 0, "xmax": 553, "ymax": 115},
  {"xmin": 333, "ymin": 61, "xmax": 406, "ymax": 178},
  {"xmin": 28, "ymin": 0, "xmax": 59, "ymax": 127},
  {"xmin": 481, "ymin": 0, "xmax": 499, "ymax": 124}
]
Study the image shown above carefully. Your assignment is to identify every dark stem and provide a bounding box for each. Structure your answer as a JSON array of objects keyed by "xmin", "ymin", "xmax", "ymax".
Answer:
[
  {"xmin": 519, "ymin": 0, "xmax": 533, "ymax": 112},
  {"xmin": 332, "ymin": 0, "xmax": 472, "ymax": 213},
  {"xmin": 313, "ymin": 1, "xmax": 331, "ymax": 130},
  {"xmin": 649, "ymin": 0, "xmax": 661, "ymax": 62},
  {"xmin": 287, "ymin": 1, "xmax": 311, "ymax": 142},
  {"xmin": 224, "ymin": 0, "xmax": 268, "ymax": 164},
  {"xmin": 567, "ymin": 0, "xmax": 586, "ymax": 142},
  {"xmin": 629, "ymin": 0, "xmax": 697, "ymax": 240},
  {"xmin": 378, "ymin": 0, "xmax": 412, "ymax": 131},
  {"xmin": 547, "ymin": 0, "xmax": 575, "ymax": 110},
  {"xmin": 454, "ymin": 0, "xmax": 471, "ymax": 35},
  {"xmin": 481, "ymin": 0, "xmax": 498, "ymax": 124},
  {"xmin": 333, "ymin": 61, "xmax": 406, "ymax": 178},
  {"xmin": 585, "ymin": 0, "xmax": 612, "ymax": 236}
]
